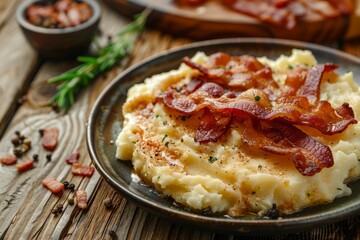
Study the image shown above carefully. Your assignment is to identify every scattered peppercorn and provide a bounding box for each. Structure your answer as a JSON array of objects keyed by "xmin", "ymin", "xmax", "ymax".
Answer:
[
  {"xmin": 68, "ymin": 183, "xmax": 75, "ymax": 191},
  {"xmin": 254, "ymin": 95, "xmax": 261, "ymax": 101},
  {"xmin": 267, "ymin": 204, "xmax": 280, "ymax": 219},
  {"xmin": 109, "ymin": 230, "xmax": 117, "ymax": 238},
  {"xmin": 11, "ymin": 137, "xmax": 20, "ymax": 146},
  {"xmin": 68, "ymin": 197, "xmax": 75, "ymax": 205},
  {"xmin": 33, "ymin": 154, "xmax": 39, "ymax": 162},
  {"xmin": 13, "ymin": 149, "xmax": 23, "ymax": 158},
  {"xmin": 15, "ymin": 131, "xmax": 21, "ymax": 136},
  {"xmin": 52, "ymin": 103, "xmax": 60, "ymax": 112},
  {"xmin": 51, "ymin": 209, "xmax": 58, "ymax": 215},
  {"xmin": 103, "ymin": 198, "xmax": 114, "ymax": 209},
  {"xmin": 39, "ymin": 129, "xmax": 44, "ymax": 137},
  {"xmin": 63, "ymin": 181, "xmax": 69, "ymax": 188},
  {"xmin": 46, "ymin": 154, "xmax": 52, "ymax": 162}
]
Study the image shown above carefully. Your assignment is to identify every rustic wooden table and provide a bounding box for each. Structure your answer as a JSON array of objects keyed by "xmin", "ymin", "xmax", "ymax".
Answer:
[{"xmin": 1, "ymin": 1, "xmax": 360, "ymax": 239}]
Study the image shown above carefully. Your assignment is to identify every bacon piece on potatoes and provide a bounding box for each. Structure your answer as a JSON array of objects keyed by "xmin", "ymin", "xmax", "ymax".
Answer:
[{"xmin": 159, "ymin": 53, "xmax": 358, "ymax": 176}]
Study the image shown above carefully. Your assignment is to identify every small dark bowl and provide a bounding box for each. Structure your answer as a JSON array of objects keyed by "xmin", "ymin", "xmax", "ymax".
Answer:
[{"xmin": 16, "ymin": 0, "xmax": 101, "ymax": 59}]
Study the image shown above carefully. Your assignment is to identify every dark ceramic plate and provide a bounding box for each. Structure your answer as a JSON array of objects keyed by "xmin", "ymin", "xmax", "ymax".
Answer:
[{"xmin": 87, "ymin": 38, "xmax": 360, "ymax": 235}]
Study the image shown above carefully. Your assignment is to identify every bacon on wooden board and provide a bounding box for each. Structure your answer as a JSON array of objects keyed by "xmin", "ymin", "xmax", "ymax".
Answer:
[{"xmin": 174, "ymin": 0, "xmax": 355, "ymax": 29}]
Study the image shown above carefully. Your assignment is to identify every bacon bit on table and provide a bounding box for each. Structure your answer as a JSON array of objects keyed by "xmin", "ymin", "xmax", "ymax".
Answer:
[
  {"xmin": 42, "ymin": 177, "xmax": 65, "ymax": 193},
  {"xmin": 41, "ymin": 127, "xmax": 59, "ymax": 151},
  {"xmin": 75, "ymin": 190, "xmax": 88, "ymax": 209},
  {"xmin": 15, "ymin": 158, "xmax": 34, "ymax": 172},
  {"xmin": 0, "ymin": 155, "xmax": 17, "ymax": 165},
  {"xmin": 158, "ymin": 52, "xmax": 358, "ymax": 176},
  {"xmin": 66, "ymin": 151, "xmax": 80, "ymax": 164},
  {"xmin": 175, "ymin": 0, "xmax": 354, "ymax": 29},
  {"xmin": 71, "ymin": 163, "xmax": 95, "ymax": 177}
]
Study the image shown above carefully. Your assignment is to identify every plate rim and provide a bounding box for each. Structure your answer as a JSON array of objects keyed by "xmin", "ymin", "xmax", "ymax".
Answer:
[{"xmin": 86, "ymin": 37, "xmax": 360, "ymax": 235}]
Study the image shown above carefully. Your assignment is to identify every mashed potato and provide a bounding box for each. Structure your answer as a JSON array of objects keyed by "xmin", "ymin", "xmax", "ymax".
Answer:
[{"xmin": 116, "ymin": 50, "xmax": 360, "ymax": 217}]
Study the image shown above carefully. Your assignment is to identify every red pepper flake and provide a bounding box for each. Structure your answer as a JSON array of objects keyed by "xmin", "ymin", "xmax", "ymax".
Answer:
[
  {"xmin": 42, "ymin": 178, "xmax": 65, "ymax": 193},
  {"xmin": 66, "ymin": 151, "xmax": 80, "ymax": 164},
  {"xmin": 71, "ymin": 163, "xmax": 95, "ymax": 177},
  {"xmin": 0, "ymin": 155, "xmax": 17, "ymax": 165},
  {"xmin": 41, "ymin": 127, "xmax": 59, "ymax": 151},
  {"xmin": 75, "ymin": 190, "xmax": 88, "ymax": 209},
  {"xmin": 15, "ymin": 158, "xmax": 34, "ymax": 172}
]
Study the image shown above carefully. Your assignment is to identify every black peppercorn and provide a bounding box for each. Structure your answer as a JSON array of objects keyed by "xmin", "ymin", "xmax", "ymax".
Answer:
[
  {"xmin": 103, "ymin": 198, "xmax": 113, "ymax": 209},
  {"xmin": 68, "ymin": 198, "xmax": 75, "ymax": 205},
  {"xmin": 68, "ymin": 183, "xmax": 75, "ymax": 191},
  {"xmin": 109, "ymin": 230, "xmax": 117, "ymax": 238},
  {"xmin": 46, "ymin": 154, "xmax": 52, "ymax": 161},
  {"xmin": 63, "ymin": 181, "xmax": 69, "ymax": 188},
  {"xmin": 267, "ymin": 204, "xmax": 280, "ymax": 219},
  {"xmin": 33, "ymin": 154, "xmax": 39, "ymax": 162},
  {"xmin": 39, "ymin": 129, "xmax": 44, "ymax": 137},
  {"xmin": 11, "ymin": 138, "xmax": 20, "ymax": 146}
]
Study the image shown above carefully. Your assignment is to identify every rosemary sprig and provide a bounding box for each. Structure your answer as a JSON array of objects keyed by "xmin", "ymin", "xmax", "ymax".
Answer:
[{"xmin": 48, "ymin": 9, "xmax": 150, "ymax": 111}]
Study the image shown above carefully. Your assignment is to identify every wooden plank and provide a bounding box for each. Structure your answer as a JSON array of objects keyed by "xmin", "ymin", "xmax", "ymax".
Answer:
[
  {"xmin": 0, "ymin": 1, "xmax": 127, "ymax": 238},
  {"xmin": 0, "ymin": 0, "xmax": 39, "ymax": 138},
  {"xmin": 0, "ymin": 0, "xmax": 19, "ymax": 28}
]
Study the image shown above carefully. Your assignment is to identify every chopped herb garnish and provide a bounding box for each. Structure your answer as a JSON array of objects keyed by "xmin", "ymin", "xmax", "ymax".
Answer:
[
  {"xmin": 165, "ymin": 142, "xmax": 169, "ymax": 147},
  {"xmin": 254, "ymin": 95, "xmax": 261, "ymax": 101},
  {"xmin": 156, "ymin": 114, "xmax": 159, "ymax": 118},
  {"xmin": 176, "ymin": 87, "xmax": 183, "ymax": 92},
  {"xmin": 208, "ymin": 156, "xmax": 218, "ymax": 163},
  {"xmin": 287, "ymin": 64, "xmax": 293, "ymax": 70},
  {"xmin": 162, "ymin": 134, "xmax": 168, "ymax": 142},
  {"xmin": 181, "ymin": 116, "xmax": 186, "ymax": 121}
]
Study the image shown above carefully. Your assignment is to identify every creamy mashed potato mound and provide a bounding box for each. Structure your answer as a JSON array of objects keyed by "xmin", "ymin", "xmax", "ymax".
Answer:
[{"xmin": 116, "ymin": 50, "xmax": 360, "ymax": 217}]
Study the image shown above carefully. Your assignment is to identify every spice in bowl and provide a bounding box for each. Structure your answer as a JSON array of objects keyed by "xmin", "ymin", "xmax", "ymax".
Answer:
[{"xmin": 26, "ymin": 0, "xmax": 93, "ymax": 29}]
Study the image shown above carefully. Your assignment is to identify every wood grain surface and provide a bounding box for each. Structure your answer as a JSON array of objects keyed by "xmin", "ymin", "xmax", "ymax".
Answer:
[{"xmin": 1, "ymin": 1, "xmax": 360, "ymax": 239}]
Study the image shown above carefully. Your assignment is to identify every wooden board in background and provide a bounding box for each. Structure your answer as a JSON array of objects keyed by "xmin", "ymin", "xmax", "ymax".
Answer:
[{"xmin": 103, "ymin": 0, "xmax": 360, "ymax": 43}]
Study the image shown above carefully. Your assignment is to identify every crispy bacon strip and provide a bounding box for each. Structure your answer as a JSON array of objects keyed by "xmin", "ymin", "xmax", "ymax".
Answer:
[
  {"xmin": 297, "ymin": 63, "xmax": 338, "ymax": 103},
  {"xmin": 160, "ymin": 52, "xmax": 357, "ymax": 176},
  {"xmin": 243, "ymin": 119, "xmax": 333, "ymax": 176},
  {"xmin": 161, "ymin": 87, "xmax": 357, "ymax": 135},
  {"xmin": 195, "ymin": 109, "xmax": 232, "ymax": 143},
  {"xmin": 183, "ymin": 54, "xmax": 279, "ymax": 92}
]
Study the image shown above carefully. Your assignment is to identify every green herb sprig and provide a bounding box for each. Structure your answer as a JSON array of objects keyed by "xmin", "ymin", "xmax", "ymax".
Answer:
[{"xmin": 48, "ymin": 9, "xmax": 150, "ymax": 111}]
